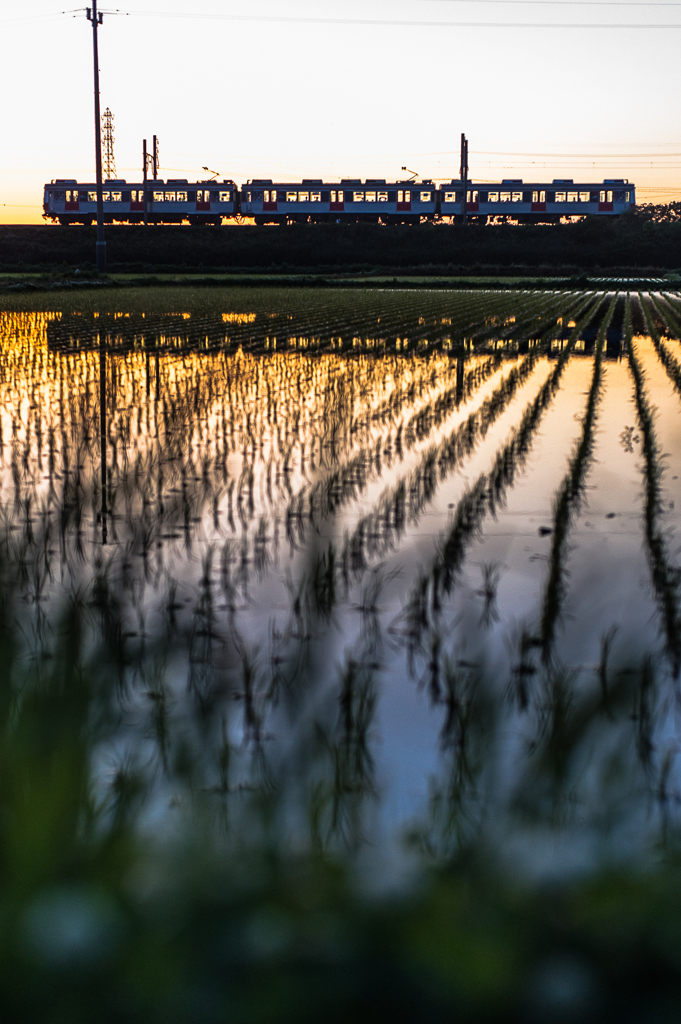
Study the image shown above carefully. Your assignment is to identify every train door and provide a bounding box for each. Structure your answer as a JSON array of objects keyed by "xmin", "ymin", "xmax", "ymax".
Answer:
[
  {"xmin": 467, "ymin": 189, "xmax": 479, "ymax": 213},
  {"xmin": 531, "ymin": 190, "xmax": 546, "ymax": 213},
  {"xmin": 330, "ymin": 189, "xmax": 344, "ymax": 213},
  {"xmin": 598, "ymin": 189, "xmax": 613, "ymax": 212},
  {"xmin": 65, "ymin": 189, "xmax": 80, "ymax": 212},
  {"xmin": 263, "ymin": 189, "xmax": 278, "ymax": 213},
  {"xmin": 396, "ymin": 189, "xmax": 411, "ymax": 213},
  {"xmin": 196, "ymin": 189, "xmax": 211, "ymax": 212}
]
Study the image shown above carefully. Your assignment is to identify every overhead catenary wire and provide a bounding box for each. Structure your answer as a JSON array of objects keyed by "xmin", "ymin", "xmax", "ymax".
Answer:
[{"xmin": 4, "ymin": 6, "xmax": 681, "ymax": 28}]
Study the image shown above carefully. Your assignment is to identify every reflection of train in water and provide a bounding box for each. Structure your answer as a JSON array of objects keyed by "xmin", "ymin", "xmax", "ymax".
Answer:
[{"xmin": 43, "ymin": 176, "xmax": 635, "ymax": 226}]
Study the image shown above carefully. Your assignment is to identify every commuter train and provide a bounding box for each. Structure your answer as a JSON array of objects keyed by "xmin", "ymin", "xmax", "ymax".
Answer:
[{"xmin": 43, "ymin": 176, "xmax": 635, "ymax": 225}]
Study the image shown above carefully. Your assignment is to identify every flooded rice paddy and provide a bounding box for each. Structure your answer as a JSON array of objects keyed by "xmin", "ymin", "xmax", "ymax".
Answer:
[{"xmin": 3, "ymin": 286, "xmax": 681, "ymax": 855}]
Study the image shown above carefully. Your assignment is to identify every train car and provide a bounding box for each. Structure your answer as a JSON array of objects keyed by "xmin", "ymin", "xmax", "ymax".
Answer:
[
  {"xmin": 438, "ymin": 178, "xmax": 636, "ymax": 222},
  {"xmin": 44, "ymin": 174, "xmax": 636, "ymax": 226},
  {"xmin": 43, "ymin": 179, "xmax": 239, "ymax": 224},
  {"xmin": 240, "ymin": 179, "xmax": 438, "ymax": 224}
]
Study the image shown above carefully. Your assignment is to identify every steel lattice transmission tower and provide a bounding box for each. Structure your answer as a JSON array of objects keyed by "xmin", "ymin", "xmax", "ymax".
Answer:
[{"xmin": 101, "ymin": 107, "xmax": 116, "ymax": 181}]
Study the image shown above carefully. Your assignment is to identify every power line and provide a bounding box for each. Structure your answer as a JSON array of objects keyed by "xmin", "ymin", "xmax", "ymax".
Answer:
[
  {"xmin": 3, "ymin": 8, "xmax": 681, "ymax": 28},
  {"xmin": 111, "ymin": 10, "xmax": 681, "ymax": 27}
]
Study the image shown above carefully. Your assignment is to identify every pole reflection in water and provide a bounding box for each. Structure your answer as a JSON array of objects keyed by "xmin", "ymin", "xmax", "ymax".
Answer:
[
  {"xmin": 0, "ymin": 289, "xmax": 680, "ymax": 850},
  {"xmin": 99, "ymin": 335, "xmax": 108, "ymax": 543}
]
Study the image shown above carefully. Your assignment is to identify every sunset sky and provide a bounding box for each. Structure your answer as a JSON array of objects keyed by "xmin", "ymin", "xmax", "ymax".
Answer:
[{"xmin": 1, "ymin": 0, "xmax": 680, "ymax": 223}]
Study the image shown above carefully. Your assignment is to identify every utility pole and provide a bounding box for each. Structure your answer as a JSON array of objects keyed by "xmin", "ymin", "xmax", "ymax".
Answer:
[
  {"xmin": 460, "ymin": 133, "xmax": 469, "ymax": 227},
  {"xmin": 87, "ymin": 2, "xmax": 106, "ymax": 273},
  {"xmin": 143, "ymin": 138, "xmax": 148, "ymax": 226},
  {"xmin": 153, "ymin": 135, "xmax": 159, "ymax": 179}
]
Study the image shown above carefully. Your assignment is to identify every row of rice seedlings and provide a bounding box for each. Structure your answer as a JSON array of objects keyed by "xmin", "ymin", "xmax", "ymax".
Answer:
[
  {"xmin": 395, "ymin": 294, "xmax": 604, "ymax": 671},
  {"xmin": 626, "ymin": 298, "xmax": 681, "ymax": 678},
  {"xmin": 264, "ymin": 299, "xmax": 600, "ymax": 711},
  {"xmin": 634, "ymin": 294, "xmax": 681, "ymax": 399},
  {"xmin": 536, "ymin": 293, "xmax": 615, "ymax": 666},
  {"xmin": 295, "ymin": 291, "xmax": 582, "ymax": 532},
  {"xmin": 337, "ymin": 291, "xmax": 600, "ymax": 579},
  {"xmin": 649, "ymin": 292, "xmax": 681, "ymax": 343}
]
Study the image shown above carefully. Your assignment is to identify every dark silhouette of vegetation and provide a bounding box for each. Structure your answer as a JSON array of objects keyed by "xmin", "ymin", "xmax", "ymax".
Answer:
[{"xmin": 2, "ymin": 208, "xmax": 681, "ymax": 276}]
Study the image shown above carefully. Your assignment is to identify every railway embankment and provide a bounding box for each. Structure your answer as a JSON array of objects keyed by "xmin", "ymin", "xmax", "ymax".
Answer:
[{"xmin": 0, "ymin": 216, "xmax": 679, "ymax": 276}]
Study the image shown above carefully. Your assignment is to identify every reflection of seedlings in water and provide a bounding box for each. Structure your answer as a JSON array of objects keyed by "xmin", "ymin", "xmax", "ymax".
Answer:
[
  {"xmin": 395, "ymin": 296, "xmax": 601, "ymax": 675},
  {"xmin": 633, "ymin": 654, "xmax": 655, "ymax": 772},
  {"xmin": 475, "ymin": 561, "xmax": 504, "ymax": 627},
  {"xmin": 538, "ymin": 317, "xmax": 607, "ymax": 665},
  {"xmin": 527, "ymin": 663, "xmax": 581, "ymax": 814},
  {"xmin": 628, "ymin": 327, "xmax": 681, "ymax": 677},
  {"xmin": 351, "ymin": 565, "xmax": 395, "ymax": 655},
  {"xmin": 507, "ymin": 623, "xmax": 540, "ymax": 711},
  {"xmin": 620, "ymin": 426, "xmax": 639, "ymax": 453},
  {"xmin": 253, "ymin": 517, "xmax": 271, "ymax": 576},
  {"xmin": 598, "ymin": 625, "xmax": 619, "ymax": 710},
  {"xmin": 314, "ymin": 656, "xmax": 378, "ymax": 849},
  {"xmin": 656, "ymin": 746, "xmax": 680, "ymax": 845}
]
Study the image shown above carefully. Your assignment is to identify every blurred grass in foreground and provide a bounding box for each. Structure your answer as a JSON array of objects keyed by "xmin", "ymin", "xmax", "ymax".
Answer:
[{"xmin": 1, "ymin": 600, "xmax": 680, "ymax": 1024}]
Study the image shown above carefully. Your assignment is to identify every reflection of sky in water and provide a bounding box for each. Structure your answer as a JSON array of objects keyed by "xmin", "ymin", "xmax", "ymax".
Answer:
[{"xmin": 2, "ymin": 290, "xmax": 681, "ymax": 845}]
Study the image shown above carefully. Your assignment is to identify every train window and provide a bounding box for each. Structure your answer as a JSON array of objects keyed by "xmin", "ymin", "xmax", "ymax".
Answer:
[
  {"xmin": 298, "ymin": 192, "xmax": 309, "ymax": 202},
  {"xmin": 579, "ymin": 192, "xmax": 590, "ymax": 202},
  {"xmin": 88, "ymin": 192, "xmax": 96, "ymax": 202},
  {"xmin": 420, "ymin": 191, "xmax": 432, "ymax": 202},
  {"xmin": 263, "ymin": 190, "xmax": 270, "ymax": 203},
  {"xmin": 153, "ymin": 192, "xmax": 164, "ymax": 202},
  {"xmin": 122, "ymin": 192, "xmax": 130, "ymax": 202},
  {"xmin": 164, "ymin": 192, "xmax": 176, "ymax": 202},
  {"xmin": 378, "ymin": 192, "xmax": 388, "ymax": 202},
  {"xmin": 311, "ymin": 192, "xmax": 321, "ymax": 202},
  {"xmin": 512, "ymin": 192, "xmax": 522, "ymax": 203},
  {"xmin": 614, "ymin": 190, "xmax": 625, "ymax": 202},
  {"xmin": 365, "ymin": 191, "xmax": 376, "ymax": 203},
  {"xmin": 532, "ymin": 191, "xmax": 547, "ymax": 203},
  {"xmin": 567, "ymin": 192, "xmax": 578, "ymax": 202},
  {"xmin": 66, "ymin": 190, "xmax": 73, "ymax": 202},
  {"xmin": 488, "ymin": 192, "xmax": 499, "ymax": 202},
  {"xmin": 444, "ymin": 192, "xmax": 456, "ymax": 202},
  {"xmin": 353, "ymin": 192, "xmax": 364, "ymax": 202},
  {"xmin": 626, "ymin": 191, "xmax": 631, "ymax": 202},
  {"xmin": 555, "ymin": 192, "xmax": 566, "ymax": 202},
  {"xmin": 286, "ymin": 192, "xmax": 297, "ymax": 202},
  {"xmin": 500, "ymin": 191, "xmax": 511, "ymax": 202},
  {"xmin": 330, "ymin": 190, "xmax": 337, "ymax": 203},
  {"xmin": 467, "ymin": 191, "xmax": 479, "ymax": 203},
  {"xmin": 55, "ymin": 191, "xmax": 64, "ymax": 201},
  {"xmin": 219, "ymin": 191, "xmax": 231, "ymax": 202},
  {"xmin": 176, "ymin": 192, "xmax": 187, "ymax": 202}
]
